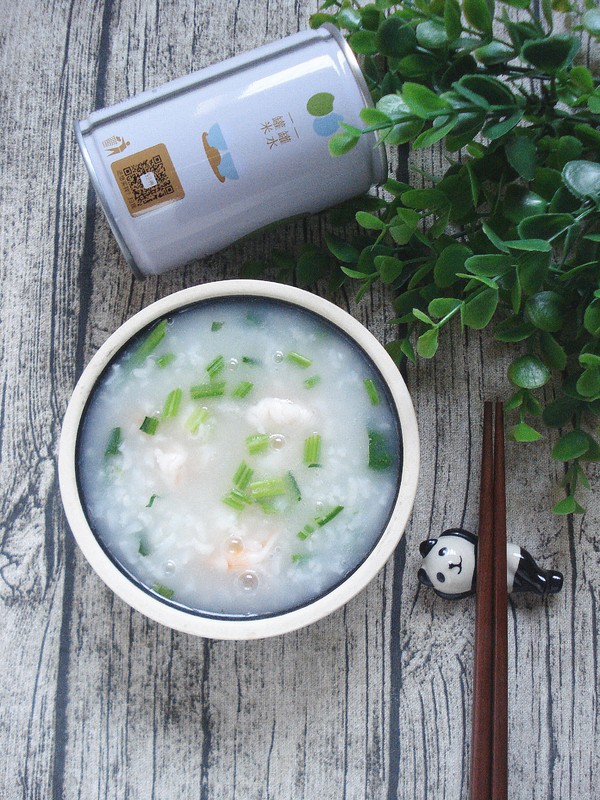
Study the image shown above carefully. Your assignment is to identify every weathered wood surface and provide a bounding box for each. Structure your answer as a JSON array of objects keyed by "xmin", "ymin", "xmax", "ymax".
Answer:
[{"xmin": 1, "ymin": 1, "xmax": 598, "ymax": 798}]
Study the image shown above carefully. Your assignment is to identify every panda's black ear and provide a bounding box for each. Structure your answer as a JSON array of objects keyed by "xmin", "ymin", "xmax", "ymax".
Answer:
[
  {"xmin": 419, "ymin": 539, "xmax": 437, "ymax": 557},
  {"xmin": 417, "ymin": 568, "xmax": 433, "ymax": 587}
]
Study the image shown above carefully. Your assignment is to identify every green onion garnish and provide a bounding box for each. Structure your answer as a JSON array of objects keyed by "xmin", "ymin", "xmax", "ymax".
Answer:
[
  {"xmin": 190, "ymin": 381, "xmax": 226, "ymax": 399},
  {"xmin": 364, "ymin": 378, "xmax": 380, "ymax": 406},
  {"xmin": 211, "ymin": 321, "xmax": 224, "ymax": 331},
  {"xmin": 162, "ymin": 388, "xmax": 182, "ymax": 419},
  {"xmin": 256, "ymin": 498, "xmax": 278, "ymax": 515},
  {"xmin": 291, "ymin": 553, "xmax": 309, "ymax": 563},
  {"xmin": 138, "ymin": 537, "xmax": 151, "ymax": 556},
  {"xmin": 368, "ymin": 430, "xmax": 393, "ymax": 470},
  {"xmin": 222, "ymin": 489, "xmax": 251, "ymax": 511},
  {"xmin": 156, "ymin": 352, "xmax": 175, "ymax": 368},
  {"xmin": 232, "ymin": 381, "xmax": 253, "ymax": 398},
  {"xmin": 153, "ymin": 583, "xmax": 174, "ymax": 599},
  {"xmin": 242, "ymin": 356, "xmax": 261, "ymax": 365},
  {"xmin": 304, "ymin": 434, "xmax": 321, "ymax": 468},
  {"xmin": 316, "ymin": 505, "xmax": 344, "ymax": 527},
  {"xmin": 304, "ymin": 375, "xmax": 321, "ymax": 389},
  {"xmin": 246, "ymin": 433, "xmax": 270, "ymax": 455},
  {"xmin": 287, "ymin": 472, "xmax": 302, "ymax": 502},
  {"xmin": 286, "ymin": 351, "xmax": 312, "ymax": 368},
  {"xmin": 245, "ymin": 311, "xmax": 262, "ymax": 326},
  {"xmin": 249, "ymin": 478, "xmax": 288, "ymax": 499},
  {"xmin": 130, "ymin": 320, "xmax": 167, "ymax": 367},
  {"xmin": 146, "ymin": 494, "xmax": 159, "ymax": 508},
  {"xmin": 104, "ymin": 427, "xmax": 122, "ymax": 457},
  {"xmin": 140, "ymin": 416, "xmax": 159, "ymax": 435},
  {"xmin": 206, "ymin": 355, "xmax": 225, "ymax": 379},
  {"xmin": 232, "ymin": 462, "xmax": 254, "ymax": 491},
  {"xmin": 297, "ymin": 523, "xmax": 316, "ymax": 541},
  {"xmin": 185, "ymin": 406, "xmax": 209, "ymax": 434}
]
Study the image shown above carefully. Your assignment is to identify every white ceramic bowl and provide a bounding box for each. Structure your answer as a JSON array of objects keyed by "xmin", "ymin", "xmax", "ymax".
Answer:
[{"xmin": 59, "ymin": 280, "xmax": 419, "ymax": 639}]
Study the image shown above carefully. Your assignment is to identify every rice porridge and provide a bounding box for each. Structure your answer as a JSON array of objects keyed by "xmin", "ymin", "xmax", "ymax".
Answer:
[{"xmin": 77, "ymin": 296, "xmax": 402, "ymax": 617}]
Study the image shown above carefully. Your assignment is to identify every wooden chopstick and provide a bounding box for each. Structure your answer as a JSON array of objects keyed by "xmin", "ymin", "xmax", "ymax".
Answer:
[
  {"xmin": 469, "ymin": 402, "xmax": 508, "ymax": 800},
  {"xmin": 491, "ymin": 402, "xmax": 508, "ymax": 800}
]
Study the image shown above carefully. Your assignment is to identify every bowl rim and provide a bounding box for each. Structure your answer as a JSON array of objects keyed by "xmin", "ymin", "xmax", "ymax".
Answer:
[{"xmin": 58, "ymin": 279, "xmax": 419, "ymax": 639}]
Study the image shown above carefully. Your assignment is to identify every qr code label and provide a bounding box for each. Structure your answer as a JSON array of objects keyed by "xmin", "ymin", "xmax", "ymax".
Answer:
[{"xmin": 111, "ymin": 143, "xmax": 184, "ymax": 216}]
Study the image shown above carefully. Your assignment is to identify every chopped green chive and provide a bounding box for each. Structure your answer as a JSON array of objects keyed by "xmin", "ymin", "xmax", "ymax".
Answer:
[
  {"xmin": 153, "ymin": 582, "xmax": 174, "ymax": 599},
  {"xmin": 206, "ymin": 355, "xmax": 225, "ymax": 379},
  {"xmin": 211, "ymin": 321, "xmax": 224, "ymax": 331},
  {"xmin": 256, "ymin": 498, "xmax": 278, "ymax": 515},
  {"xmin": 245, "ymin": 311, "xmax": 262, "ymax": 326},
  {"xmin": 291, "ymin": 553, "xmax": 309, "ymax": 564},
  {"xmin": 286, "ymin": 351, "xmax": 312, "ymax": 368},
  {"xmin": 304, "ymin": 375, "xmax": 321, "ymax": 389},
  {"xmin": 242, "ymin": 356, "xmax": 261, "ymax": 365},
  {"xmin": 222, "ymin": 488, "xmax": 251, "ymax": 511},
  {"xmin": 140, "ymin": 416, "xmax": 159, "ymax": 435},
  {"xmin": 364, "ymin": 378, "xmax": 380, "ymax": 406},
  {"xmin": 146, "ymin": 494, "xmax": 159, "ymax": 508},
  {"xmin": 162, "ymin": 388, "xmax": 182, "ymax": 419},
  {"xmin": 287, "ymin": 471, "xmax": 302, "ymax": 502},
  {"xmin": 190, "ymin": 381, "xmax": 226, "ymax": 399},
  {"xmin": 232, "ymin": 462, "xmax": 254, "ymax": 491},
  {"xmin": 104, "ymin": 427, "xmax": 122, "ymax": 457},
  {"xmin": 304, "ymin": 434, "xmax": 321, "ymax": 468},
  {"xmin": 130, "ymin": 320, "xmax": 168, "ymax": 367},
  {"xmin": 368, "ymin": 430, "xmax": 393, "ymax": 470},
  {"xmin": 232, "ymin": 381, "xmax": 254, "ymax": 398},
  {"xmin": 249, "ymin": 478, "xmax": 288, "ymax": 499},
  {"xmin": 297, "ymin": 523, "xmax": 316, "ymax": 541},
  {"xmin": 138, "ymin": 537, "xmax": 151, "ymax": 557},
  {"xmin": 156, "ymin": 352, "xmax": 175, "ymax": 368},
  {"xmin": 316, "ymin": 505, "xmax": 344, "ymax": 527},
  {"xmin": 185, "ymin": 406, "xmax": 209, "ymax": 434},
  {"xmin": 246, "ymin": 433, "xmax": 270, "ymax": 455}
]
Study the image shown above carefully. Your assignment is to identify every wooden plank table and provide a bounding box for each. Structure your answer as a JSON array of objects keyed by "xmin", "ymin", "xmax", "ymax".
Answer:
[{"xmin": 1, "ymin": 1, "xmax": 598, "ymax": 797}]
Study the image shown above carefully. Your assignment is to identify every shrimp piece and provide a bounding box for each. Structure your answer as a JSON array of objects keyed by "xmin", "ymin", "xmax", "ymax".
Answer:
[
  {"xmin": 246, "ymin": 397, "xmax": 314, "ymax": 434},
  {"xmin": 153, "ymin": 446, "xmax": 188, "ymax": 488}
]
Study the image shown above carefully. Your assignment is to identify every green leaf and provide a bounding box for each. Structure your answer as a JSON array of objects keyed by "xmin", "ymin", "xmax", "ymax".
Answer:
[
  {"xmin": 517, "ymin": 251, "xmax": 550, "ymax": 295},
  {"xmin": 494, "ymin": 315, "xmax": 535, "ymax": 342},
  {"xmin": 584, "ymin": 301, "xmax": 600, "ymax": 336},
  {"xmin": 482, "ymin": 222, "xmax": 509, "ymax": 253},
  {"xmin": 504, "ymin": 239, "xmax": 551, "ymax": 252},
  {"xmin": 456, "ymin": 74, "xmax": 515, "ymax": 105},
  {"xmin": 401, "ymin": 82, "xmax": 452, "ymax": 119},
  {"xmin": 348, "ymin": 29, "xmax": 378, "ymax": 55},
  {"xmin": 579, "ymin": 353, "xmax": 600, "ymax": 368},
  {"xmin": 461, "ymin": 288, "xmax": 499, "ymax": 329},
  {"xmin": 503, "ymin": 186, "xmax": 547, "ymax": 224},
  {"xmin": 517, "ymin": 213, "xmax": 573, "ymax": 241},
  {"xmin": 416, "ymin": 19, "xmax": 448, "ymax": 49},
  {"xmin": 401, "ymin": 189, "xmax": 449, "ymax": 210},
  {"xmin": 483, "ymin": 109, "xmax": 524, "ymax": 141},
  {"xmin": 296, "ymin": 246, "xmax": 330, "ymax": 285},
  {"xmin": 463, "ymin": 0, "xmax": 493, "ymax": 33},
  {"xmin": 582, "ymin": 434, "xmax": 600, "ymax": 462},
  {"xmin": 328, "ymin": 132, "xmax": 359, "ymax": 156},
  {"xmin": 325, "ymin": 232, "xmax": 359, "ymax": 263},
  {"xmin": 413, "ymin": 118, "xmax": 458, "ymax": 148},
  {"xmin": 539, "ymin": 332, "xmax": 567, "ymax": 370},
  {"xmin": 340, "ymin": 266, "xmax": 372, "ymax": 280},
  {"xmin": 576, "ymin": 368, "xmax": 600, "ymax": 398},
  {"xmin": 434, "ymin": 244, "xmax": 472, "ymax": 288},
  {"xmin": 444, "ymin": 0, "xmax": 462, "ymax": 40},
  {"xmin": 508, "ymin": 355, "xmax": 551, "ymax": 389},
  {"xmin": 562, "ymin": 160, "xmax": 600, "ymax": 202},
  {"xmin": 553, "ymin": 495, "xmax": 585, "ymax": 515},
  {"xmin": 525, "ymin": 291, "xmax": 565, "ymax": 333},
  {"xmin": 383, "ymin": 119, "xmax": 425, "ymax": 145},
  {"xmin": 374, "ymin": 256, "xmax": 403, "ymax": 284},
  {"xmin": 376, "ymin": 17, "xmax": 418, "ymax": 57},
  {"xmin": 532, "ymin": 167, "xmax": 563, "ymax": 201},
  {"xmin": 542, "ymin": 396, "xmax": 580, "ymax": 428},
  {"xmin": 475, "ymin": 41, "xmax": 516, "ymax": 65},
  {"xmin": 509, "ymin": 422, "xmax": 543, "ymax": 442},
  {"xmin": 428, "ymin": 297, "xmax": 461, "ymax": 319},
  {"xmin": 521, "ymin": 35, "xmax": 580, "ymax": 72},
  {"xmin": 465, "ymin": 254, "xmax": 513, "ymax": 277},
  {"xmin": 389, "ymin": 225, "xmax": 413, "ymax": 245},
  {"xmin": 359, "ymin": 107, "xmax": 391, "ymax": 126},
  {"xmin": 505, "ymin": 135, "xmax": 537, "ymax": 181},
  {"xmin": 412, "ymin": 307, "xmax": 435, "ymax": 326},
  {"xmin": 583, "ymin": 8, "xmax": 600, "ymax": 36},
  {"xmin": 355, "ymin": 211, "xmax": 386, "ymax": 230},
  {"xmin": 376, "ymin": 94, "xmax": 409, "ymax": 117},
  {"xmin": 417, "ymin": 327, "xmax": 439, "ymax": 358},
  {"xmin": 552, "ymin": 430, "xmax": 590, "ymax": 461}
]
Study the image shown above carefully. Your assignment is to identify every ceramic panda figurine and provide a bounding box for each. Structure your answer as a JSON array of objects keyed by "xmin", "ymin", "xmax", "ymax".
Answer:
[{"xmin": 417, "ymin": 528, "xmax": 564, "ymax": 600}]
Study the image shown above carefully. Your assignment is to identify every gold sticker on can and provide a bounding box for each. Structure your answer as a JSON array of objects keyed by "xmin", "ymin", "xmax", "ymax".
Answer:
[{"xmin": 111, "ymin": 143, "xmax": 184, "ymax": 216}]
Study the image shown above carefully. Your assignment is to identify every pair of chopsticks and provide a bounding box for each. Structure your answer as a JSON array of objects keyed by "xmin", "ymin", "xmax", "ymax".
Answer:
[{"xmin": 469, "ymin": 402, "xmax": 508, "ymax": 800}]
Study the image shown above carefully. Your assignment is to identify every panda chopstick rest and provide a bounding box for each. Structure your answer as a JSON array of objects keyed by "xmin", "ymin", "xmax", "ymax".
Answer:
[{"xmin": 417, "ymin": 528, "xmax": 563, "ymax": 600}]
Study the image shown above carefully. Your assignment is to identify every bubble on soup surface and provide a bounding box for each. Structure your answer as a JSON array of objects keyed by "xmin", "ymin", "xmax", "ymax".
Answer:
[{"xmin": 238, "ymin": 571, "xmax": 259, "ymax": 592}]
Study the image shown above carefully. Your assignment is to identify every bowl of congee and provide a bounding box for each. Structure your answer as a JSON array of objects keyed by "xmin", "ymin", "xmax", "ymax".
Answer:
[{"xmin": 59, "ymin": 280, "xmax": 419, "ymax": 639}]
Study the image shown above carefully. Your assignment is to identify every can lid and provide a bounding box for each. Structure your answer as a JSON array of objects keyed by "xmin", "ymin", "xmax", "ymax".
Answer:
[{"xmin": 320, "ymin": 23, "xmax": 388, "ymax": 187}]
